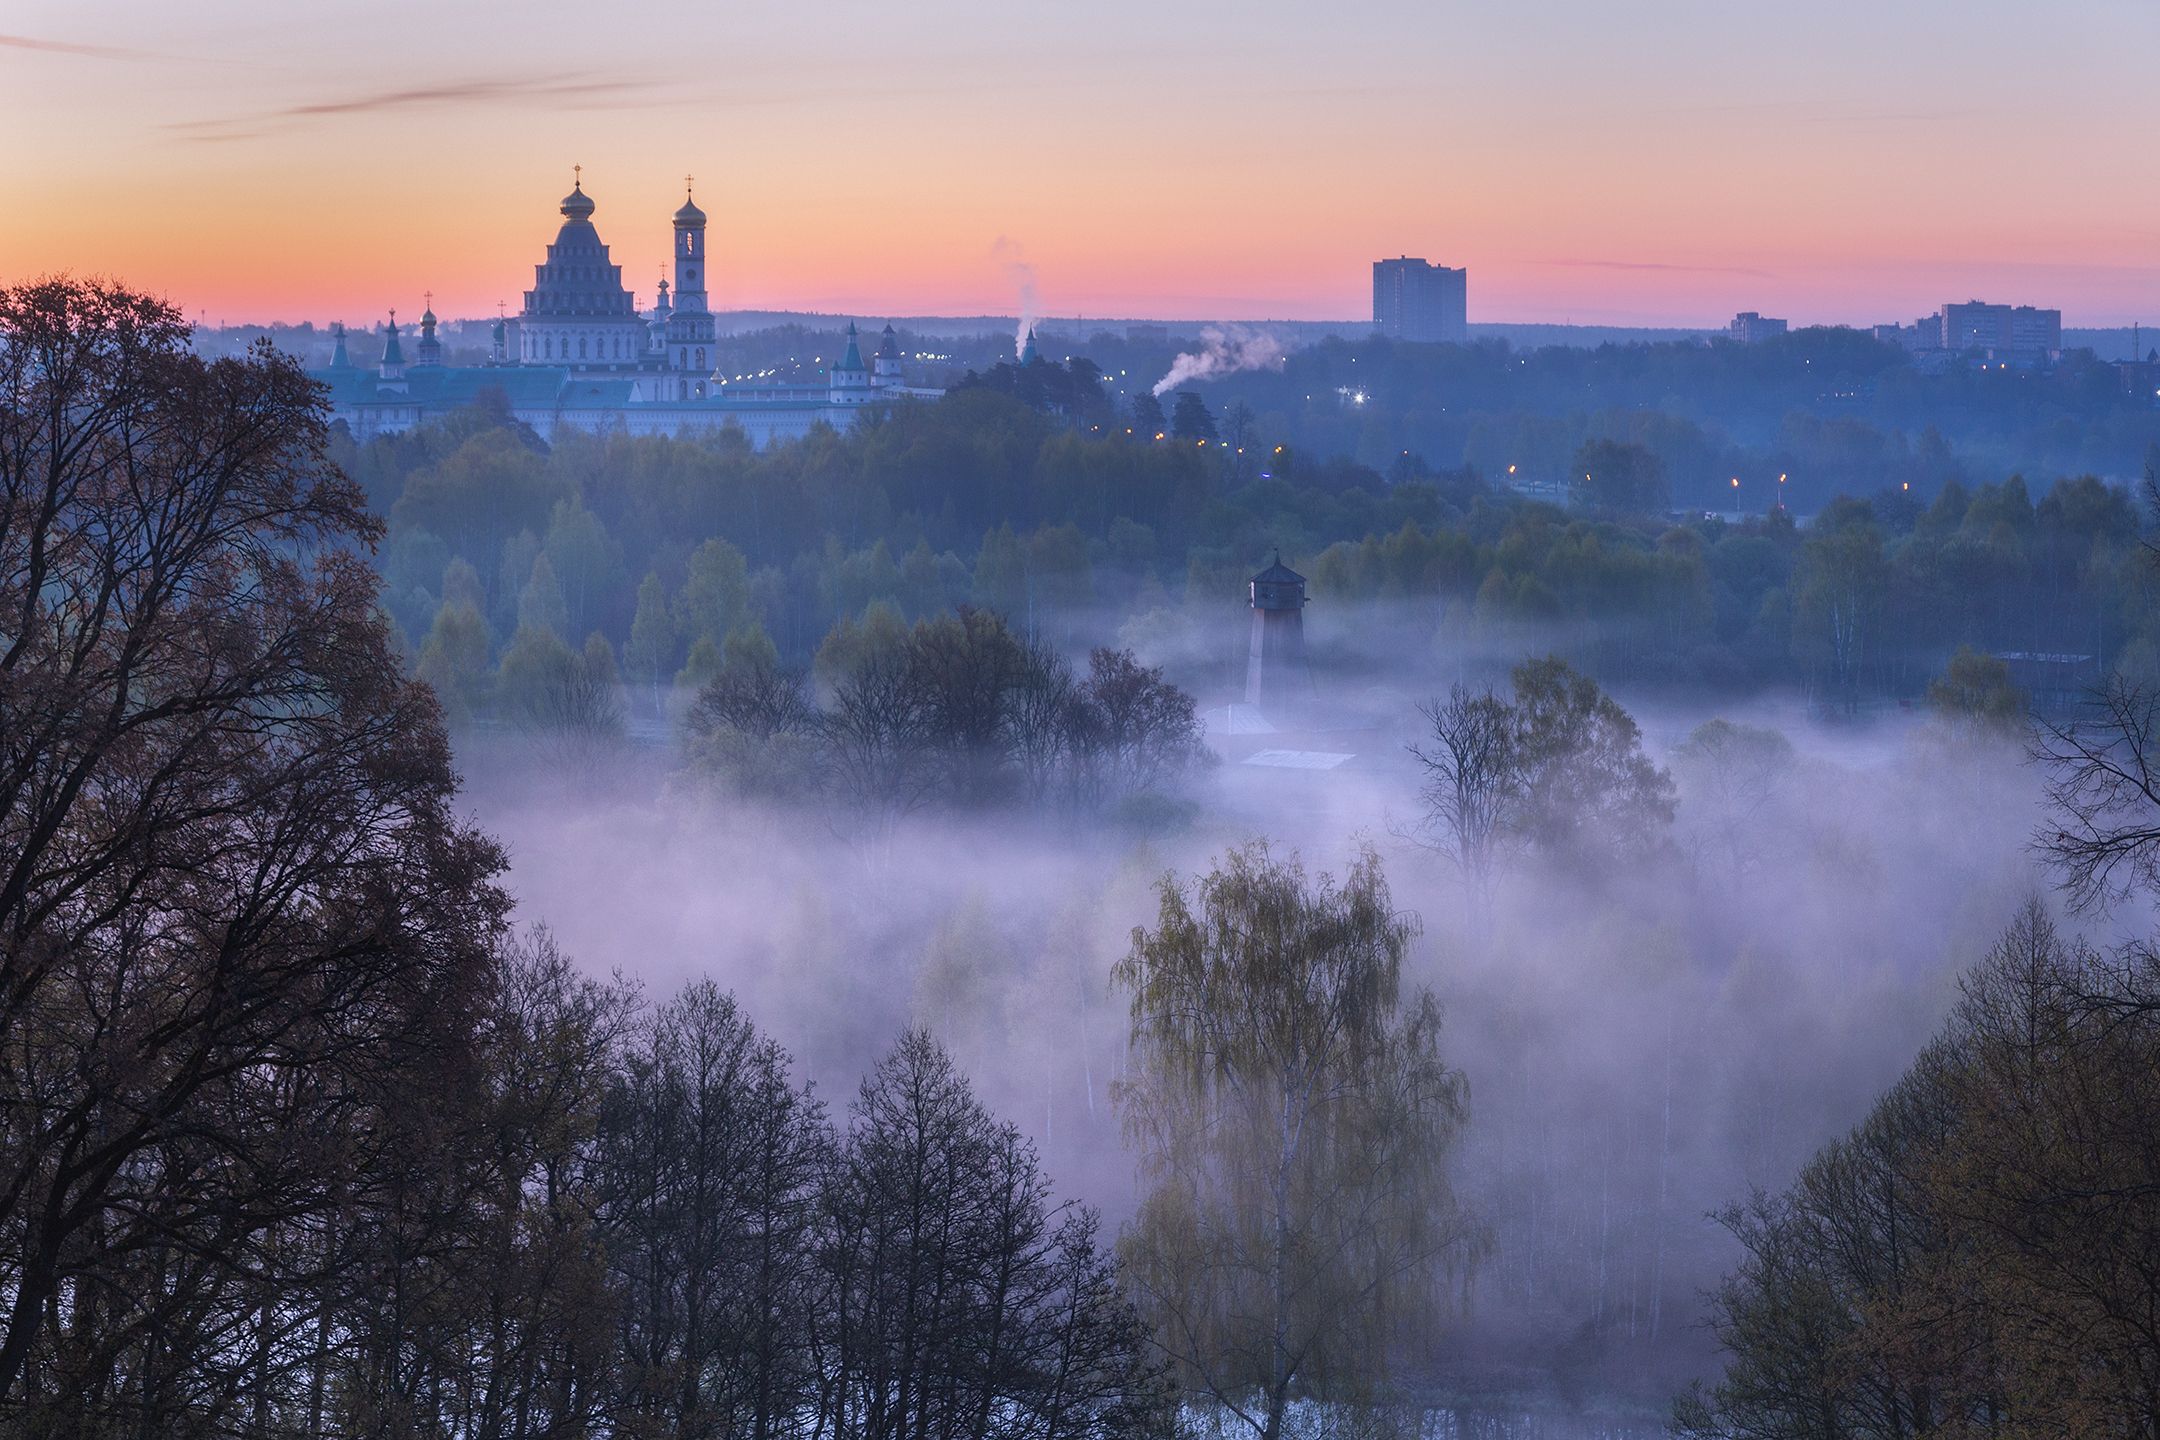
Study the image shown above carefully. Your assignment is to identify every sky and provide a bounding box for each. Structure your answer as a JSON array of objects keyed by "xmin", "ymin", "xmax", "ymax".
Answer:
[{"xmin": 5, "ymin": 0, "xmax": 2157, "ymax": 329}]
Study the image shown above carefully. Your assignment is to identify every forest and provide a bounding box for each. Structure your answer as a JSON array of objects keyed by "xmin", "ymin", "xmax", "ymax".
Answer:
[
  {"xmin": 8, "ymin": 278, "xmax": 2160, "ymax": 1440},
  {"xmin": 353, "ymin": 357, "xmax": 2153, "ymax": 736}
]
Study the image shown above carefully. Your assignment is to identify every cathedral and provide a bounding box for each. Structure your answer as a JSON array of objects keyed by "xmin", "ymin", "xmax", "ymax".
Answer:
[{"xmin": 316, "ymin": 172, "xmax": 933, "ymax": 444}]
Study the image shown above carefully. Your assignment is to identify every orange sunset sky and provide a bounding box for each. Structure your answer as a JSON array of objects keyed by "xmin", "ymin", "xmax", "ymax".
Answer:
[{"xmin": 5, "ymin": 0, "xmax": 2157, "ymax": 329}]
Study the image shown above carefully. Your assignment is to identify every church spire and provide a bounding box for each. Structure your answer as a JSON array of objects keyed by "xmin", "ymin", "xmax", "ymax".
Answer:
[{"xmin": 378, "ymin": 310, "xmax": 407, "ymax": 384}]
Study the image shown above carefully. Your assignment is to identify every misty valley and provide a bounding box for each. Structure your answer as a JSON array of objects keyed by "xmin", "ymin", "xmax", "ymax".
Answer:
[{"xmin": 6, "ymin": 279, "xmax": 2160, "ymax": 1440}]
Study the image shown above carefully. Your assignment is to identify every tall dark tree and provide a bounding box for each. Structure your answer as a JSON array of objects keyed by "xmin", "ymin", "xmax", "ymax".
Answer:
[
  {"xmin": 1169, "ymin": 391, "xmax": 1218, "ymax": 444},
  {"xmin": 1129, "ymin": 391, "xmax": 1167, "ymax": 438},
  {"xmin": 825, "ymin": 1032, "xmax": 1167, "ymax": 1440},
  {"xmin": 0, "ymin": 279, "xmax": 506, "ymax": 1420}
]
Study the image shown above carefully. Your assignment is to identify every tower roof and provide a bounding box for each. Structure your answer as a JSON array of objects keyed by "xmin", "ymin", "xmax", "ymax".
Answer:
[
  {"xmin": 380, "ymin": 313, "xmax": 404, "ymax": 367},
  {"xmin": 560, "ymin": 169, "xmax": 596, "ymax": 221},
  {"xmin": 523, "ymin": 174, "xmax": 636, "ymax": 322},
  {"xmin": 876, "ymin": 323, "xmax": 901, "ymax": 360},
  {"xmin": 836, "ymin": 321, "xmax": 865, "ymax": 373},
  {"xmin": 1251, "ymin": 550, "xmax": 1304, "ymax": 585},
  {"xmin": 1020, "ymin": 327, "xmax": 1041, "ymax": 365}
]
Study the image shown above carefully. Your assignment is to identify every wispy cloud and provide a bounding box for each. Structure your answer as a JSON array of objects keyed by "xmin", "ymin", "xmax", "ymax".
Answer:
[
  {"xmin": 168, "ymin": 71, "xmax": 668, "ymax": 143},
  {"xmin": 1538, "ymin": 258, "xmax": 1775, "ymax": 279},
  {"xmin": 0, "ymin": 32, "xmax": 149, "ymax": 59}
]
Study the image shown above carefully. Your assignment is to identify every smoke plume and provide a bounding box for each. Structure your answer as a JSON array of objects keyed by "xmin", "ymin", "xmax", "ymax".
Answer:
[
  {"xmin": 992, "ymin": 236, "xmax": 1040, "ymax": 360},
  {"xmin": 1152, "ymin": 324, "xmax": 1285, "ymax": 396}
]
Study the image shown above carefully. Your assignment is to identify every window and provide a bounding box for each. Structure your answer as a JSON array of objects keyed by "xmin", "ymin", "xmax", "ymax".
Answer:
[
  {"xmin": 695, "ymin": 347, "xmax": 705, "ymax": 369},
  {"xmin": 578, "ymin": 337, "xmax": 588, "ymax": 360}
]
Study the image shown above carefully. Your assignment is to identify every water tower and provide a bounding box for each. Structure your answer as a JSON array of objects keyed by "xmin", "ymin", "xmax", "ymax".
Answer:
[{"xmin": 1245, "ymin": 551, "xmax": 1309, "ymax": 709}]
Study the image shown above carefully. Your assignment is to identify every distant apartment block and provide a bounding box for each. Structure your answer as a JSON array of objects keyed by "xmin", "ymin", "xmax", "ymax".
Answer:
[
  {"xmin": 1373, "ymin": 257, "xmax": 1468, "ymax": 343},
  {"xmin": 1875, "ymin": 301, "xmax": 2063, "ymax": 362},
  {"xmin": 1728, "ymin": 311, "xmax": 1788, "ymax": 342},
  {"xmin": 1942, "ymin": 301, "xmax": 2061, "ymax": 357}
]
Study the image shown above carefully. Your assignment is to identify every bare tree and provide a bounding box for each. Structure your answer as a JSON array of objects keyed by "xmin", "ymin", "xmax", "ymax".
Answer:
[
  {"xmin": 1405, "ymin": 684, "xmax": 1519, "ymax": 909},
  {"xmin": 1076, "ymin": 647, "xmax": 1208, "ymax": 805},
  {"xmin": 2032, "ymin": 674, "xmax": 2160, "ymax": 911},
  {"xmin": 823, "ymin": 1031, "xmax": 1164, "ymax": 1440},
  {"xmin": 1007, "ymin": 640, "xmax": 1078, "ymax": 807}
]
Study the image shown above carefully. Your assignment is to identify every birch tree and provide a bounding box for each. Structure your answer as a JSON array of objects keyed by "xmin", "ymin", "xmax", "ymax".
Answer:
[{"xmin": 1113, "ymin": 844, "xmax": 1477, "ymax": 1440}]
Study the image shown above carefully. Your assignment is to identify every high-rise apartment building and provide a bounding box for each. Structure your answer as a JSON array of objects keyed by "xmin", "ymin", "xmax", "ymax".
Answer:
[
  {"xmin": 1373, "ymin": 257, "xmax": 1468, "ymax": 343},
  {"xmin": 1728, "ymin": 312, "xmax": 1789, "ymax": 342},
  {"xmin": 1941, "ymin": 301, "xmax": 2062, "ymax": 357}
]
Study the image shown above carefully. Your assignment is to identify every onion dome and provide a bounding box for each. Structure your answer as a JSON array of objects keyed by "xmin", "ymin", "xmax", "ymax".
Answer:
[
  {"xmin": 560, "ymin": 176, "xmax": 596, "ymax": 222},
  {"xmin": 674, "ymin": 191, "xmax": 707, "ymax": 227}
]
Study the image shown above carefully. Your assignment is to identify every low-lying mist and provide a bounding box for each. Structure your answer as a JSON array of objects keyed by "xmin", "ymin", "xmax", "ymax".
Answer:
[{"xmin": 455, "ymin": 598, "xmax": 2057, "ymax": 1420}]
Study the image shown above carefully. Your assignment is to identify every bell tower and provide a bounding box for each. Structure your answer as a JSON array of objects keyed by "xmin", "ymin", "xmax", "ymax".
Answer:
[
  {"xmin": 672, "ymin": 176, "xmax": 709, "ymax": 315},
  {"xmin": 667, "ymin": 177, "xmax": 716, "ymax": 380}
]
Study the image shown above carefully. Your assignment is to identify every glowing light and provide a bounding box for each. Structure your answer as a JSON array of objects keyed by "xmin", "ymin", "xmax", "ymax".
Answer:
[{"xmin": 1730, "ymin": 477, "xmax": 1740, "ymax": 487}]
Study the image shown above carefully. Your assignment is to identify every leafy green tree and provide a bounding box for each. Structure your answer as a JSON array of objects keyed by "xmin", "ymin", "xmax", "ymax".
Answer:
[
  {"xmin": 1926, "ymin": 645, "xmax": 2027, "ymax": 735},
  {"xmin": 624, "ymin": 570, "xmax": 674, "ymax": 707},
  {"xmin": 390, "ymin": 425, "xmax": 564, "ymax": 566},
  {"xmin": 1114, "ymin": 843, "xmax": 1475, "ymax": 1440},
  {"xmin": 972, "ymin": 525, "xmax": 1029, "ymax": 619},
  {"xmin": 1508, "ymin": 655, "xmax": 1675, "ymax": 865},
  {"xmin": 813, "ymin": 601, "xmax": 913, "ymax": 691},
  {"xmin": 442, "ymin": 555, "xmax": 486, "ymax": 612},
  {"xmin": 1793, "ymin": 509, "xmax": 1888, "ymax": 710},
  {"xmin": 415, "ymin": 597, "xmax": 493, "ymax": 723},
  {"xmin": 683, "ymin": 624, "xmax": 820, "ymax": 800},
  {"xmin": 1671, "ymin": 718, "xmax": 1795, "ymax": 879},
  {"xmin": 517, "ymin": 549, "xmax": 570, "ymax": 640},
  {"xmin": 499, "ymin": 624, "xmax": 623, "ymax": 744},
  {"xmin": 543, "ymin": 496, "xmax": 625, "ymax": 640},
  {"xmin": 676, "ymin": 537, "xmax": 754, "ymax": 654},
  {"xmin": 1570, "ymin": 438, "xmax": 1670, "ymax": 517}
]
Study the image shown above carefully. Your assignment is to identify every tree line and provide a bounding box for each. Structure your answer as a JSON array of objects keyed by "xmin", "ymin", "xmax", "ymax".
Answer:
[
  {"xmin": 349, "ymin": 377, "xmax": 2147, "ymax": 732},
  {"xmin": 682, "ymin": 606, "xmax": 1209, "ymax": 824}
]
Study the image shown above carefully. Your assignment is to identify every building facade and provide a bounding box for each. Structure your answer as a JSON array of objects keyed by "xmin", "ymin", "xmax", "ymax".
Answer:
[
  {"xmin": 1875, "ymin": 301, "xmax": 2063, "ymax": 364},
  {"xmin": 1728, "ymin": 311, "xmax": 1789, "ymax": 342},
  {"xmin": 318, "ymin": 174, "xmax": 939, "ymax": 445},
  {"xmin": 1372, "ymin": 257, "xmax": 1468, "ymax": 343},
  {"xmin": 1941, "ymin": 301, "xmax": 2061, "ymax": 358}
]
